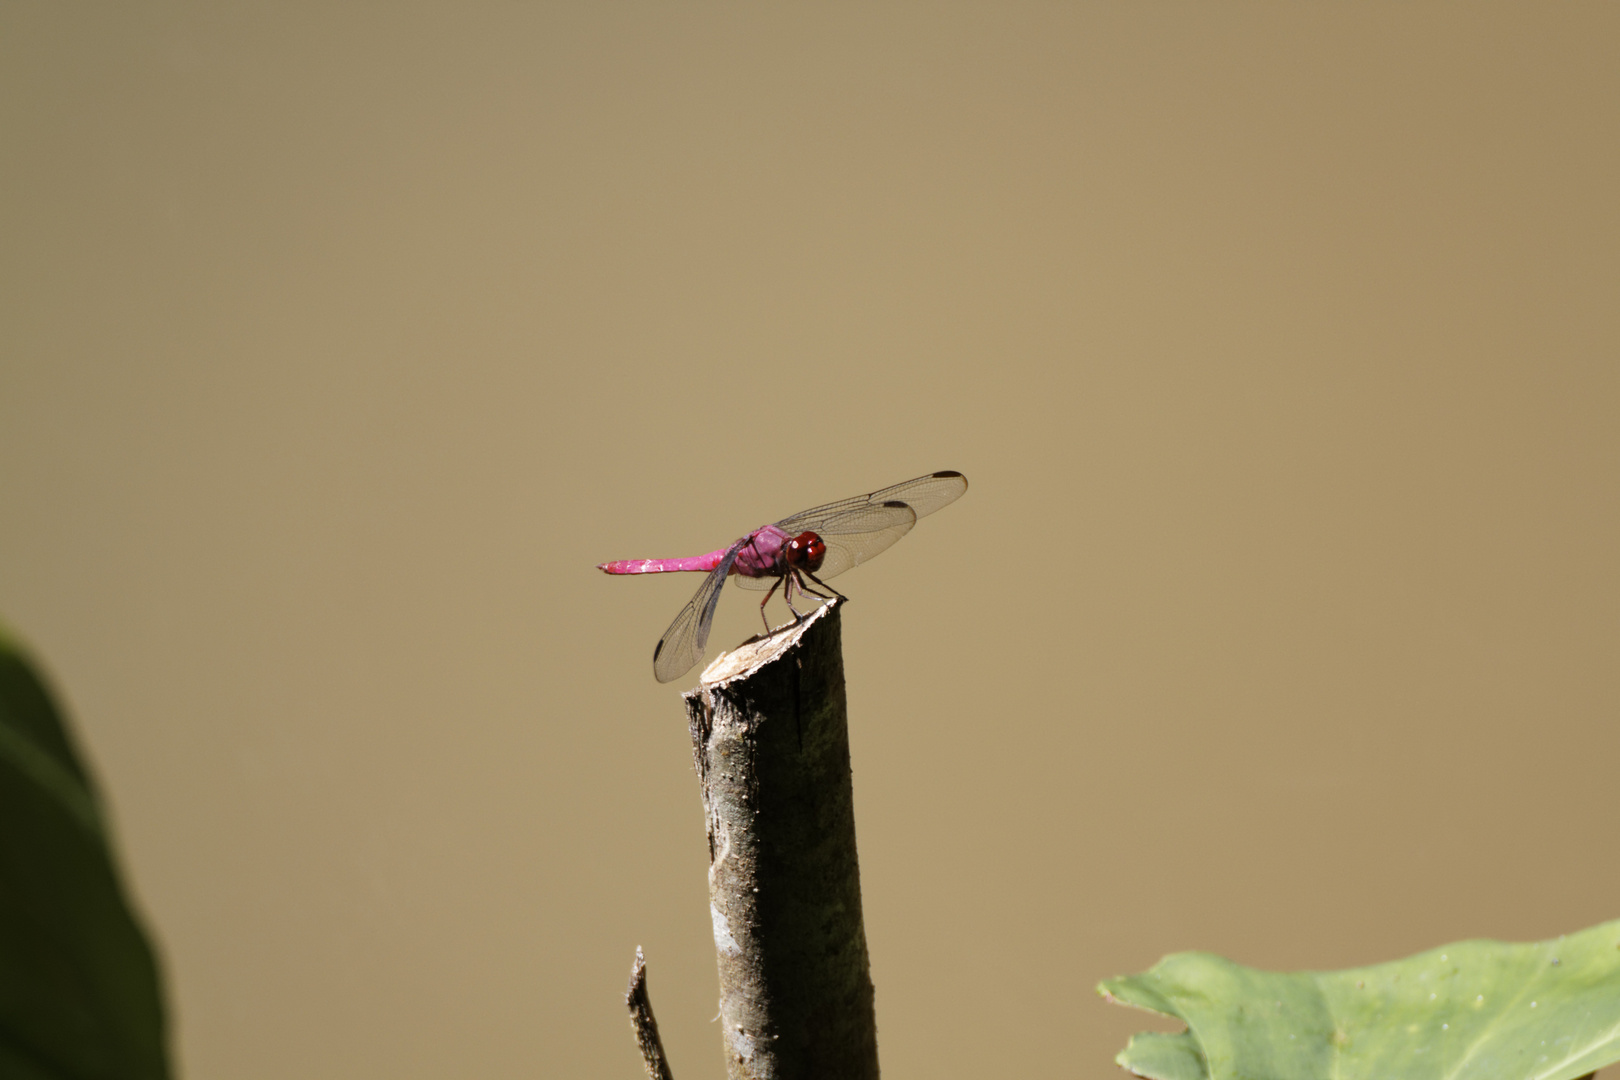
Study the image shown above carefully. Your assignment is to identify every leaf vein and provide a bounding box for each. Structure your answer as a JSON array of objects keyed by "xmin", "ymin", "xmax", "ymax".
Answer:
[{"xmin": 1527, "ymin": 1016, "xmax": 1620, "ymax": 1080}]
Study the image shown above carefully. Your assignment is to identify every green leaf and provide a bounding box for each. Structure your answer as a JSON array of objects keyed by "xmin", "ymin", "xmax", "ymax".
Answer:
[
  {"xmin": 0, "ymin": 624, "xmax": 171, "ymax": 1080},
  {"xmin": 1100, "ymin": 920, "xmax": 1620, "ymax": 1080}
]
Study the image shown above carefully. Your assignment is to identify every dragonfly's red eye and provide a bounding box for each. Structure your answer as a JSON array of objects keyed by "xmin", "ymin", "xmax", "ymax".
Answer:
[{"xmin": 786, "ymin": 531, "xmax": 826, "ymax": 572}]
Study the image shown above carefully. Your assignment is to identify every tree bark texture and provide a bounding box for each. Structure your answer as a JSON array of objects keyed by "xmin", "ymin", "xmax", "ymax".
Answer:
[{"xmin": 683, "ymin": 600, "xmax": 879, "ymax": 1080}]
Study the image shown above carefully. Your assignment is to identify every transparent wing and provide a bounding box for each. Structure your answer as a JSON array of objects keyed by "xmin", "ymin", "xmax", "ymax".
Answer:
[
  {"xmin": 732, "ymin": 504, "xmax": 920, "ymax": 589},
  {"xmin": 774, "ymin": 470, "xmax": 968, "ymax": 535},
  {"xmin": 652, "ymin": 541, "xmax": 743, "ymax": 683},
  {"xmin": 809, "ymin": 502, "xmax": 917, "ymax": 580}
]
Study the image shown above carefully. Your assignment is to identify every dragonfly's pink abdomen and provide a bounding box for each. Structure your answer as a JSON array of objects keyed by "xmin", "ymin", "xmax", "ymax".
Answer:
[
  {"xmin": 598, "ymin": 525, "xmax": 795, "ymax": 579},
  {"xmin": 598, "ymin": 550, "xmax": 728, "ymax": 575}
]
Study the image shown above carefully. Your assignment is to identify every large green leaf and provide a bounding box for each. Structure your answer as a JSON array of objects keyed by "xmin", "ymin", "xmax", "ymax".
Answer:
[
  {"xmin": 1100, "ymin": 920, "xmax": 1620, "ymax": 1080},
  {"xmin": 0, "ymin": 625, "xmax": 170, "ymax": 1080}
]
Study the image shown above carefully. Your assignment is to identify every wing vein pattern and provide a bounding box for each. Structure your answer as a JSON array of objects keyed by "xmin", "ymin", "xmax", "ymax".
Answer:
[{"xmin": 653, "ymin": 540, "xmax": 745, "ymax": 683}]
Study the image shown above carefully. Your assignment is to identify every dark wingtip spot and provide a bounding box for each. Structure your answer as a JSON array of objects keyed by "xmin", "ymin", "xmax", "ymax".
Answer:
[
  {"xmin": 653, "ymin": 640, "xmax": 664, "ymax": 661},
  {"xmin": 933, "ymin": 470, "xmax": 964, "ymax": 478},
  {"xmin": 882, "ymin": 499, "xmax": 909, "ymax": 508}
]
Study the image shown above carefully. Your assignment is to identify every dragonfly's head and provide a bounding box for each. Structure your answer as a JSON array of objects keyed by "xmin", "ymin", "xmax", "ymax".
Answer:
[{"xmin": 784, "ymin": 531, "xmax": 827, "ymax": 573}]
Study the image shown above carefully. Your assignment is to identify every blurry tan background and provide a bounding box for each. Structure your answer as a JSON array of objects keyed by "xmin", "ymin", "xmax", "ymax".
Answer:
[{"xmin": 2, "ymin": 3, "xmax": 1617, "ymax": 1077}]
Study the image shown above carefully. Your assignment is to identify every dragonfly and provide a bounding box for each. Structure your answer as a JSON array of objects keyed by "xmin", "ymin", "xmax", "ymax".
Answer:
[{"xmin": 599, "ymin": 470, "xmax": 968, "ymax": 682}]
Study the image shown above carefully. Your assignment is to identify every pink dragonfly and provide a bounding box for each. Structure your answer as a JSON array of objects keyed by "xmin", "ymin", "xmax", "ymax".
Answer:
[{"xmin": 599, "ymin": 470, "xmax": 968, "ymax": 682}]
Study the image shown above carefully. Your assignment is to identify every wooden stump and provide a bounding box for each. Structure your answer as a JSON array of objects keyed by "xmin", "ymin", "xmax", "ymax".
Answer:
[{"xmin": 683, "ymin": 599, "xmax": 879, "ymax": 1080}]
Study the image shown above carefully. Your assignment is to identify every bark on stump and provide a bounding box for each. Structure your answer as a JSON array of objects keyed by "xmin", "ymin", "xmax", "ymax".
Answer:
[{"xmin": 684, "ymin": 599, "xmax": 879, "ymax": 1080}]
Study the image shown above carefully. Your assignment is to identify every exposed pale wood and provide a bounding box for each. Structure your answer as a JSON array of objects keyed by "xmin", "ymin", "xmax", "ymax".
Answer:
[{"xmin": 684, "ymin": 599, "xmax": 879, "ymax": 1080}]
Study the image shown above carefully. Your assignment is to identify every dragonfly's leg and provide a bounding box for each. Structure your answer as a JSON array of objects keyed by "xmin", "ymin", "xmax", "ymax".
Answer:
[
  {"xmin": 802, "ymin": 570, "xmax": 847, "ymax": 601},
  {"xmin": 783, "ymin": 571, "xmax": 807, "ymax": 622},
  {"xmin": 758, "ymin": 577, "xmax": 782, "ymax": 634}
]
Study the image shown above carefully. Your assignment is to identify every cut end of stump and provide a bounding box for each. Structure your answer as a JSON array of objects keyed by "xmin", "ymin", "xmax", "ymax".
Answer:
[{"xmin": 698, "ymin": 598, "xmax": 840, "ymax": 688}]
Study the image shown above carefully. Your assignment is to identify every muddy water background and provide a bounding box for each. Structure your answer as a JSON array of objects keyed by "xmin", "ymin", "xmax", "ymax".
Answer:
[{"xmin": 2, "ymin": 5, "xmax": 1617, "ymax": 1077}]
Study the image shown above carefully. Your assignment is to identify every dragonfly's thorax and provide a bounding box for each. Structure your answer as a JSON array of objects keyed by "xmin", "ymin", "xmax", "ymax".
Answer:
[{"xmin": 731, "ymin": 525, "xmax": 794, "ymax": 578}]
